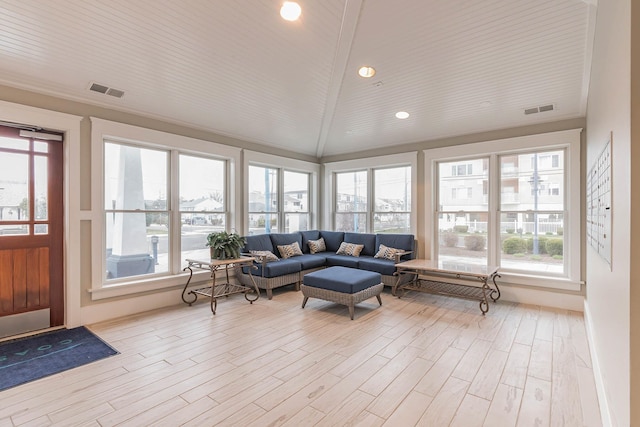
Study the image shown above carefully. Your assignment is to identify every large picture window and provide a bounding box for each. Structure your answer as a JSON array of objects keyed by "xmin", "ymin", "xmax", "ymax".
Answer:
[
  {"xmin": 326, "ymin": 154, "xmax": 416, "ymax": 234},
  {"xmin": 248, "ymin": 166, "xmax": 311, "ymax": 234},
  {"xmin": 425, "ymin": 129, "xmax": 581, "ymax": 290},
  {"xmin": 92, "ymin": 118, "xmax": 240, "ymax": 297},
  {"xmin": 244, "ymin": 150, "xmax": 317, "ymax": 236}
]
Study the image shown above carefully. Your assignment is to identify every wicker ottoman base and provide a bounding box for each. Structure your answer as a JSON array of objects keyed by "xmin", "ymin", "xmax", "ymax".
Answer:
[{"xmin": 301, "ymin": 282, "xmax": 384, "ymax": 320}]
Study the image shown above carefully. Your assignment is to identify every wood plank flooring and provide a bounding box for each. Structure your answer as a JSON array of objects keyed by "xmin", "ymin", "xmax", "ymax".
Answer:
[{"xmin": 0, "ymin": 288, "xmax": 602, "ymax": 426}]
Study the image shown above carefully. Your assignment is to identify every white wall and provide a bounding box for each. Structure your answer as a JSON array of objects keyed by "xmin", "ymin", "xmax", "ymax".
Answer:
[{"xmin": 584, "ymin": 1, "xmax": 631, "ymax": 425}]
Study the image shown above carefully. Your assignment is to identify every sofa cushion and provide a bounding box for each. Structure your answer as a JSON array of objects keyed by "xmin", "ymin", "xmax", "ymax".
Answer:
[
  {"xmin": 336, "ymin": 242, "xmax": 364, "ymax": 257},
  {"xmin": 243, "ymin": 234, "xmax": 275, "ymax": 253},
  {"xmin": 295, "ymin": 254, "xmax": 328, "ymax": 270},
  {"xmin": 300, "ymin": 230, "xmax": 321, "ymax": 254},
  {"xmin": 358, "ymin": 257, "xmax": 397, "ymax": 276},
  {"xmin": 243, "ymin": 258, "xmax": 302, "ymax": 277},
  {"xmin": 375, "ymin": 234, "xmax": 415, "ymax": 261},
  {"xmin": 319, "ymin": 231, "xmax": 345, "ymax": 252},
  {"xmin": 307, "ymin": 237, "xmax": 326, "ymax": 254},
  {"xmin": 324, "ymin": 253, "xmax": 360, "ymax": 268},
  {"xmin": 344, "ymin": 232, "xmax": 376, "ymax": 256},
  {"xmin": 277, "ymin": 241, "xmax": 303, "ymax": 259},
  {"xmin": 303, "ymin": 266, "xmax": 381, "ymax": 293},
  {"xmin": 270, "ymin": 232, "xmax": 303, "ymax": 250}
]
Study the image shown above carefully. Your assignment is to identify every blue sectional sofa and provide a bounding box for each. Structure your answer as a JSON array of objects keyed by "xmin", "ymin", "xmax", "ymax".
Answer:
[{"xmin": 234, "ymin": 230, "xmax": 416, "ymax": 299}]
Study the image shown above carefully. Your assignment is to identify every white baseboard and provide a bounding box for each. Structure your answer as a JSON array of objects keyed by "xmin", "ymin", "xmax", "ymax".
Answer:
[
  {"xmin": 80, "ymin": 287, "xmax": 187, "ymax": 325},
  {"xmin": 583, "ymin": 300, "xmax": 612, "ymax": 427},
  {"xmin": 498, "ymin": 282, "xmax": 585, "ymax": 311}
]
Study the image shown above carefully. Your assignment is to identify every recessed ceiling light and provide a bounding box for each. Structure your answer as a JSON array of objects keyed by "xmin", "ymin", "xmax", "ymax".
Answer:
[
  {"xmin": 395, "ymin": 111, "xmax": 410, "ymax": 119},
  {"xmin": 280, "ymin": 2, "xmax": 301, "ymax": 21},
  {"xmin": 358, "ymin": 66, "xmax": 376, "ymax": 78}
]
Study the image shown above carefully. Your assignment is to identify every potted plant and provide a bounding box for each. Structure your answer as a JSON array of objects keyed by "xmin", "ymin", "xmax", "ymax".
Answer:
[{"xmin": 206, "ymin": 231, "xmax": 246, "ymax": 260}]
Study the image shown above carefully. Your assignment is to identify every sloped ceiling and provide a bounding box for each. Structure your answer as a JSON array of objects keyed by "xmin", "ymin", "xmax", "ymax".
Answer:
[{"xmin": 0, "ymin": 0, "xmax": 596, "ymax": 158}]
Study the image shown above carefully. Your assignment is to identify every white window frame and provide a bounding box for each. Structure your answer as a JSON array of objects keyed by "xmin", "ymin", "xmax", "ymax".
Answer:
[
  {"xmin": 424, "ymin": 129, "xmax": 582, "ymax": 291},
  {"xmin": 243, "ymin": 150, "xmax": 320, "ymax": 234},
  {"xmin": 89, "ymin": 118, "xmax": 241, "ymax": 300},
  {"xmin": 323, "ymin": 152, "xmax": 418, "ymax": 233}
]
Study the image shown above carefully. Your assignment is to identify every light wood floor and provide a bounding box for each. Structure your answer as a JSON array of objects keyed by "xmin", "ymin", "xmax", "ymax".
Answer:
[{"xmin": 0, "ymin": 287, "xmax": 602, "ymax": 426}]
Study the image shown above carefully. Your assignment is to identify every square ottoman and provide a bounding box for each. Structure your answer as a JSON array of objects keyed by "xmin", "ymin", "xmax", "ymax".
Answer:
[{"xmin": 301, "ymin": 266, "xmax": 383, "ymax": 320}]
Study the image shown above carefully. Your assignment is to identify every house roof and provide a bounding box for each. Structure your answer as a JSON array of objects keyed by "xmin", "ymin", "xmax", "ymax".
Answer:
[{"xmin": 0, "ymin": 1, "xmax": 596, "ymax": 158}]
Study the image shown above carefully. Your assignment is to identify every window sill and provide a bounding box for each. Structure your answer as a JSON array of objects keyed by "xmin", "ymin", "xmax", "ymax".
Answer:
[
  {"xmin": 497, "ymin": 271, "xmax": 582, "ymax": 292},
  {"xmin": 88, "ymin": 269, "xmax": 214, "ymax": 301}
]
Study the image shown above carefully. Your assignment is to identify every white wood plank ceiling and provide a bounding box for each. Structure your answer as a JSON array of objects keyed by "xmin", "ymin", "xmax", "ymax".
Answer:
[{"xmin": 0, "ymin": 0, "xmax": 596, "ymax": 158}]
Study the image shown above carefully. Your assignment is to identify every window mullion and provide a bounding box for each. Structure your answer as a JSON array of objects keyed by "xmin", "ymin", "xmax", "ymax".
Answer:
[
  {"xmin": 278, "ymin": 168, "xmax": 284, "ymax": 232},
  {"xmin": 488, "ymin": 153, "xmax": 499, "ymax": 267},
  {"xmin": 169, "ymin": 150, "xmax": 180, "ymax": 274},
  {"xmin": 368, "ymin": 167, "xmax": 373, "ymax": 233}
]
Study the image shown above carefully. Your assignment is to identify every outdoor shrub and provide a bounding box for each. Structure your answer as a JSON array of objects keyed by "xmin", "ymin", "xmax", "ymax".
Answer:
[
  {"xmin": 453, "ymin": 225, "xmax": 468, "ymax": 233},
  {"xmin": 464, "ymin": 235, "xmax": 486, "ymax": 251},
  {"xmin": 503, "ymin": 237, "xmax": 526, "ymax": 254},
  {"xmin": 545, "ymin": 232, "xmax": 553, "ymax": 236},
  {"xmin": 506, "ymin": 228, "xmax": 515, "ymax": 234},
  {"xmin": 545, "ymin": 238, "xmax": 563, "ymax": 256},
  {"xmin": 556, "ymin": 227, "xmax": 564, "ymax": 236},
  {"xmin": 525, "ymin": 236, "xmax": 548, "ymax": 254},
  {"xmin": 443, "ymin": 232, "xmax": 458, "ymax": 247}
]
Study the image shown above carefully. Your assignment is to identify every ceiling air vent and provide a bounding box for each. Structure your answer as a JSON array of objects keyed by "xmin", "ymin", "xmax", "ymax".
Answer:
[
  {"xmin": 524, "ymin": 103, "xmax": 555, "ymax": 115},
  {"xmin": 89, "ymin": 82, "xmax": 125, "ymax": 98},
  {"xmin": 106, "ymin": 88, "xmax": 125, "ymax": 98}
]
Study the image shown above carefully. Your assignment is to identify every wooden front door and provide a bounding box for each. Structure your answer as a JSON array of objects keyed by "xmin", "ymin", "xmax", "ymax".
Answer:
[{"xmin": 0, "ymin": 125, "xmax": 64, "ymax": 333}]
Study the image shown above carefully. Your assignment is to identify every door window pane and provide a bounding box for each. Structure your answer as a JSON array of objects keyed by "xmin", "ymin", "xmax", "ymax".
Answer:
[
  {"xmin": 34, "ymin": 156, "xmax": 48, "ymax": 220},
  {"xmin": 34, "ymin": 141, "xmax": 48, "ymax": 153},
  {"xmin": 0, "ymin": 152, "xmax": 29, "ymax": 221},
  {"xmin": 0, "ymin": 136, "xmax": 29, "ymax": 151},
  {"xmin": 0, "ymin": 224, "xmax": 28, "ymax": 235}
]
